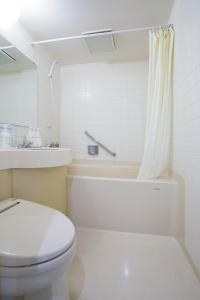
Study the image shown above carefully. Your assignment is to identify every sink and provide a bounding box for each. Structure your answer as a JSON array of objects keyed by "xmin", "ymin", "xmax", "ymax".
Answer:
[{"xmin": 0, "ymin": 148, "xmax": 72, "ymax": 170}]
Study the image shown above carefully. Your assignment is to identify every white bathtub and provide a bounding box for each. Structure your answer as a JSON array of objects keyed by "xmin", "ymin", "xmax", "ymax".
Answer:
[{"xmin": 68, "ymin": 160, "xmax": 178, "ymax": 236}]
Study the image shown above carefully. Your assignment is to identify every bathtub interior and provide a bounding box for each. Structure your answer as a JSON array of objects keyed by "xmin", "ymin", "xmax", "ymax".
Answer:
[
  {"xmin": 70, "ymin": 160, "xmax": 145, "ymax": 179},
  {"xmin": 68, "ymin": 160, "xmax": 170, "ymax": 179}
]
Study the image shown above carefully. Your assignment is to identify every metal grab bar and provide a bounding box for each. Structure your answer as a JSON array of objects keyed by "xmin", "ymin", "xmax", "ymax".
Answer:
[{"xmin": 84, "ymin": 131, "xmax": 116, "ymax": 157}]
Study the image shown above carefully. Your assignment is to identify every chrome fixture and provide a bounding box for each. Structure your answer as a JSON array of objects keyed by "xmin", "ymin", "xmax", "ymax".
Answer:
[
  {"xmin": 84, "ymin": 131, "xmax": 116, "ymax": 157},
  {"xmin": 88, "ymin": 145, "xmax": 99, "ymax": 156},
  {"xmin": 48, "ymin": 142, "xmax": 59, "ymax": 148},
  {"xmin": 18, "ymin": 141, "xmax": 33, "ymax": 148},
  {"xmin": 48, "ymin": 60, "xmax": 59, "ymax": 78}
]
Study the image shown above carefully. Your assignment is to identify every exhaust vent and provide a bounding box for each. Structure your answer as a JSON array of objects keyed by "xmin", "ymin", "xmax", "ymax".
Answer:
[
  {"xmin": 82, "ymin": 28, "xmax": 116, "ymax": 54},
  {"xmin": 0, "ymin": 49, "xmax": 17, "ymax": 64}
]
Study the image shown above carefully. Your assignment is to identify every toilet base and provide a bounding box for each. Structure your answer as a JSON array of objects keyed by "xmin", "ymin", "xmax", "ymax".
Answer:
[{"xmin": 24, "ymin": 274, "xmax": 69, "ymax": 300}]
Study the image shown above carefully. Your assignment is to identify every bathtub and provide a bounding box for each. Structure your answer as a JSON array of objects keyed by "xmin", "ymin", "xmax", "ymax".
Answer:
[{"xmin": 68, "ymin": 160, "xmax": 178, "ymax": 236}]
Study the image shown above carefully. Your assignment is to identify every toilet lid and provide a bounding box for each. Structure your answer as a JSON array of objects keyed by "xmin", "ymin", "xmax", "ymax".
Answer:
[{"xmin": 0, "ymin": 199, "xmax": 75, "ymax": 267}]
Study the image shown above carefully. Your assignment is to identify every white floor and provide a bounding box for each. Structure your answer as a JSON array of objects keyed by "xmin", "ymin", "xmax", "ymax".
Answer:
[{"xmin": 69, "ymin": 227, "xmax": 200, "ymax": 300}]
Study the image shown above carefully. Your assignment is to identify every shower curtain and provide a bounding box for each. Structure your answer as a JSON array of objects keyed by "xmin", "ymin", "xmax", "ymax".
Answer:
[{"xmin": 138, "ymin": 26, "xmax": 174, "ymax": 180}]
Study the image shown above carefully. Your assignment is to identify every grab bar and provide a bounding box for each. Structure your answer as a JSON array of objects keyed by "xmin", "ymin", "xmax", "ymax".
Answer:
[{"xmin": 84, "ymin": 131, "xmax": 116, "ymax": 157}]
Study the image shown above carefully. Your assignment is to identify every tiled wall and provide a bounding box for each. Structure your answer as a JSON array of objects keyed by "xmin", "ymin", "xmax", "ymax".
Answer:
[
  {"xmin": 169, "ymin": 0, "xmax": 200, "ymax": 273},
  {"xmin": 60, "ymin": 61, "xmax": 148, "ymax": 161}
]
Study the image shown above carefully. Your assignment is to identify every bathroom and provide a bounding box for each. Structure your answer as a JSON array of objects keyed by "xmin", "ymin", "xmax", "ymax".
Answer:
[{"xmin": 0, "ymin": 0, "xmax": 200, "ymax": 299}]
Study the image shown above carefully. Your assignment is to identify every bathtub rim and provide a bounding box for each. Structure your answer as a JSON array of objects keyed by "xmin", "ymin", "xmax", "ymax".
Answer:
[{"xmin": 67, "ymin": 174, "xmax": 177, "ymax": 185}]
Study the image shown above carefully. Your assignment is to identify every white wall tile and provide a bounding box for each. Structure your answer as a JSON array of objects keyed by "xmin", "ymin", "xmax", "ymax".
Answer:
[{"xmin": 60, "ymin": 61, "xmax": 148, "ymax": 161}]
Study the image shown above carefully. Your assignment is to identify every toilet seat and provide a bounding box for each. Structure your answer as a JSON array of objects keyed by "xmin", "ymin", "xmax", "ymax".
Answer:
[
  {"xmin": 0, "ymin": 199, "xmax": 75, "ymax": 267},
  {"xmin": 0, "ymin": 240, "xmax": 76, "ymax": 278}
]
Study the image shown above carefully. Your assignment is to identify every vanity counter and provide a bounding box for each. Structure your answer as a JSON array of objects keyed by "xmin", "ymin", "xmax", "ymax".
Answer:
[{"xmin": 0, "ymin": 148, "xmax": 72, "ymax": 169}]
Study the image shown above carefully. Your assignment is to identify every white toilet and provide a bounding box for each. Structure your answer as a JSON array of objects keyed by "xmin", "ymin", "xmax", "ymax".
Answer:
[{"xmin": 0, "ymin": 198, "xmax": 76, "ymax": 300}]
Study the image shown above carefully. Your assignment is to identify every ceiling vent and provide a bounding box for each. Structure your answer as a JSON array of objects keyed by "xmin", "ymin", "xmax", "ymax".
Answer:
[
  {"xmin": 82, "ymin": 28, "xmax": 116, "ymax": 54},
  {"xmin": 0, "ymin": 49, "xmax": 16, "ymax": 64}
]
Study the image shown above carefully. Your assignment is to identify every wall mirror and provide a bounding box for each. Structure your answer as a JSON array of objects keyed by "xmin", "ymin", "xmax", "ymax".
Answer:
[{"xmin": 0, "ymin": 35, "xmax": 37, "ymax": 128}]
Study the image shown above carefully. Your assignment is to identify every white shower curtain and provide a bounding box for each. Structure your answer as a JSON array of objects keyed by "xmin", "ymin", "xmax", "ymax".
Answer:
[{"xmin": 138, "ymin": 26, "xmax": 174, "ymax": 180}]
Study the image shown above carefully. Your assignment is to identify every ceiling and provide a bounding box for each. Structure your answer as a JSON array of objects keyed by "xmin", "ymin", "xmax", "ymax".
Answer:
[{"xmin": 19, "ymin": 0, "xmax": 174, "ymax": 65}]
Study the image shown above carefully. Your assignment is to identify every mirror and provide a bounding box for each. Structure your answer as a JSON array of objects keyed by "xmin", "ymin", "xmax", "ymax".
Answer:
[{"xmin": 0, "ymin": 35, "xmax": 37, "ymax": 128}]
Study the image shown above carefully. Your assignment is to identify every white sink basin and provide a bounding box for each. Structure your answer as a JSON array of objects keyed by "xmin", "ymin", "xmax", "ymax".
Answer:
[{"xmin": 0, "ymin": 148, "xmax": 72, "ymax": 170}]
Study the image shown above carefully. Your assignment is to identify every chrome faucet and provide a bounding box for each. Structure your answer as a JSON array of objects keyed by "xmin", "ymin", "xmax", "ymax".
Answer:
[
  {"xmin": 18, "ymin": 141, "xmax": 33, "ymax": 148},
  {"xmin": 48, "ymin": 142, "xmax": 59, "ymax": 148}
]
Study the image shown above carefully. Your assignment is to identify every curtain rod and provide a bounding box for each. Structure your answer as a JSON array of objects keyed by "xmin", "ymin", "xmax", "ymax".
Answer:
[{"xmin": 30, "ymin": 24, "xmax": 173, "ymax": 46}]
